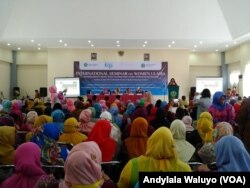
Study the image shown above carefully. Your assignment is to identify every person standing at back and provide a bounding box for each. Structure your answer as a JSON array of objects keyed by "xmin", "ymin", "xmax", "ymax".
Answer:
[
  {"xmin": 193, "ymin": 88, "xmax": 212, "ymax": 120},
  {"xmin": 208, "ymin": 91, "xmax": 235, "ymax": 127}
]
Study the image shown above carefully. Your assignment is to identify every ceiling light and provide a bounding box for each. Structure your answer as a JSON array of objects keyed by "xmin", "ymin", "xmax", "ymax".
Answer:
[
  {"xmin": 31, "ymin": 39, "xmax": 34, "ymax": 43},
  {"xmin": 199, "ymin": 41, "xmax": 203, "ymax": 44},
  {"xmin": 216, "ymin": 49, "xmax": 218, "ymax": 52},
  {"xmin": 59, "ymin": 39, "xmax": 63, "ymax": 43},
  {"xmin": 17, "ymin": 47, "xmax": 21, "ymax": 50},
  {"xmin": 64, "ymin": 43, "xmax": 67, "ymax": 47},
  {"xmin": 38, "ymin": 43, "xmax": 41, "ymax": 46},
  {"xmin": 172, "ymin": 41, "xmax": 175, "ymax": 44},
  {"xmin": 88, "ymin": 40, "xmax": 92, "ymax": 43},
  {"xmin": 38, "ymin": 47, "xmax": 41, "ymax": 50},
  {"xmin": 194, "ymin": 45, "xmax": 197, "ymax": 48},
  {"xmin": 117, "ymin": 44, "xmax": 120, "ymax": 47},
  {"xmin": 144, "ymin": 41, "xmax": 148, "ymax": 44},
  {"xmin": 7, "ymin": 43, "xmax": 11, "ymax": 46},
  {"xmin": 142, "ymin": 44, "xmax": 146, "ymax": 47},
  {"xmin": 168, "ymin": 44, "xmax": 171, "ymax": 48},
  {"xmin": 225, "ymin": 44, "xmax": 229, "ymax": 48},
  {"xmin": 116, "ymin": 41, "xmax": 120, "ymax": 44},
  {"xmin": 91, "ymin": 44, "xmax": 94, "ymax": 47}
]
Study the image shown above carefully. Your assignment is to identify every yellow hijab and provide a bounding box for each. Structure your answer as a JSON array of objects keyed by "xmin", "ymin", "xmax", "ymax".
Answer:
[
  {"xmin": 59, "ymin": 117, "xmax": 87, "ymax": 145},
  {"xmin": 0, "ymin": 126, "xmax": 15, "ymax": 164},
  {"xmin": 196, "ymin": 112, "xmax": 214, "ymax": 143},
  {"xmin": 117, "ymin": 127, "xmax": 191, "ymax": 188},
  {"xmin": 25, "ymin": 114, "xmax": 53, "ymax": 141}
]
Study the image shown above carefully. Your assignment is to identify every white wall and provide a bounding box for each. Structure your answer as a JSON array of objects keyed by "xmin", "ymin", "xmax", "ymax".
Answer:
[
  {"xmin": 1, "ymin": 41, "xmax": 249, "ymax": 101},
  {"xmin": 0, "ymin": 60, "xmax": 11, "ymax": 98},
  {"xmin": 15, "ymin": 51, "xmax": 47, "ymax": 99},
  {"xmin": 226, "ymin": 41, "xmax": 250, "ymax": 97},
  {"xmin": 17, "ymin": 65, "xmax": 47, "ymax": 98},
  {"xmin": 0, "ymin": 48, "xmax": 12, "ymax": 98}
]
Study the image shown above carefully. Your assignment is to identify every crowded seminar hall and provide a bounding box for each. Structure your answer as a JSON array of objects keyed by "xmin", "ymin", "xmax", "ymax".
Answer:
[{"xmin": 1, "ymin": 0, "xmax": 250, "ymax": 187}]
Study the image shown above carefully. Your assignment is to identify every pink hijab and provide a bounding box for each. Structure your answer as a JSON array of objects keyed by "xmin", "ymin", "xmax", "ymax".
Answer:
[
  {"xmin": 79, "ymin": 108, "xmax": 95, "ymax": 135},
  {"xmin": 59, "ymin": 141, "xmax": 103, "ymax": 188},
  {"xmin": 1, "ymin": 142, "xmax": 46, "ymax": 188}
]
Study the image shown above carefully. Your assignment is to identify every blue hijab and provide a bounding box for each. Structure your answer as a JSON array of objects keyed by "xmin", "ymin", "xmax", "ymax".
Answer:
[
  {"xmin": 215, "ymin": 135, "xmax": 250, "ymax": 172},
  {"xmin": 212, "ymin": 91, "xmax": 227, "ymax": 110},
  {"xmin": 31, "ymin": 123, "xmax": 68, "ymax": 163}
]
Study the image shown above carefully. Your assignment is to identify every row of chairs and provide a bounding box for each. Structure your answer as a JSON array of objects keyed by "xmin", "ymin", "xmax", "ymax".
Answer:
[{"xmin": 0, "ymin": 160, "xmax": 122, "ymax": 184}]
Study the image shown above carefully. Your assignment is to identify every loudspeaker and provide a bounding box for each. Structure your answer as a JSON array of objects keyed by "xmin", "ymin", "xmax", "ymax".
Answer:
[
  {"xmin": 13, "ymin": 87, "xmax": 20, "ymax": 97},
  {"xmin": 40, "ymin": 87, "xmax": 47, "ymax": 97},
  {"xmin": 239, "ymin": 74, "xmax": 243, "ymax": 79}
]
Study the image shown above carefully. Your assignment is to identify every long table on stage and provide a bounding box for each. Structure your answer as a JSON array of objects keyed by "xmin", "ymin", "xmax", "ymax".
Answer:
[{"xmin": 87, "ymin": 94, "xmax": 144, "ymax": 103}]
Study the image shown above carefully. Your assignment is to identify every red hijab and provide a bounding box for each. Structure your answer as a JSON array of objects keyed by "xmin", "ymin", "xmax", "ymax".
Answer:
[{"xmin": 87, "ymin": 119, "xmax": 116, "ymax": 162}]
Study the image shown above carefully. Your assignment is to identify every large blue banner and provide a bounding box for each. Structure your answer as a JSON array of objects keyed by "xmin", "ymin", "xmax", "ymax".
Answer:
[{"xmin": 74, "ymin": 61, "xmax": 168, "ymax": 95}]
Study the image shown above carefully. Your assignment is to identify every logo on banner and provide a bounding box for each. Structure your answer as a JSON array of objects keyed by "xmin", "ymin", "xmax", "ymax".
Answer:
[
  {"xmin": 105, "ymin": 62, "xmax": 113, "ymax": 69},
  {"xmin": 170, "ymin": 90, "xmax": 178, "ymax": 98}
]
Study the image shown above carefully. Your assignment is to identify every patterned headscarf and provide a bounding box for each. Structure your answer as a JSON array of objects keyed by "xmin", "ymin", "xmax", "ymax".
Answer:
[
  {"xmin": 31, "ymin": 123, "xmax": 65, "ymax": 165},
  {"xmin": 59, "ymin": 141, "xmax": 103, "ymax": 188},
  {"xmin": 213, "ymin": 121, "xmax": 233, "ymax": 142},
  {"xmin": 79, "ymin": 109, "xmax": 95, "ymax": 135}
]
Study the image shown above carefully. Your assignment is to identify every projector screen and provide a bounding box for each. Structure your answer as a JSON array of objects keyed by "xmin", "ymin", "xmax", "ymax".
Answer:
[
  {"xmin": 196, "ymin": 77, "xmax": 223, "ymax": 96},
  {"xmin": 54, "ymin": 77, "xmax": 80, "ymax": 97}
]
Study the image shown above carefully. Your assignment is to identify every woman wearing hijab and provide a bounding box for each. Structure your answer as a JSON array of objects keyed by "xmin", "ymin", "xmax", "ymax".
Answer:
[
  {"xmin": 78, "ymin": 108, "xmax": 96, "ymax": 135},
  {"xmin": 31, "ymin": 122, "xmax": 67, "ymax": 165},
  {"xmin": 186, "ymin": 112, "xmax": 213, "ymax": 149},
  {"xmin": 196, "ymin": 121, "xmax": 234, "ymax": 171},
  {"xmin": 0, "ymin": 126, "xmax": 15, "ymax": 165},
  {"xmin": 170, "ymin": 119, "xmax": 195, "ymax": 162},
  {"xmin": 87, "ymin": 119, "xmax": 117, "ymax": 162},
  {"xmin": 59, "ymin": 141, "xmax": 117, "ymax": 188},
  {"xmin": 59, "ymin": 117, "xmax": 88, "ymax": 145},
  {"xmin": 117, "ymin": 127, "xmax": 192, "ymax": 188},
  {"xmin": 196, "ymin": 112, "xmax": 214, "ymax": 144},
  {"xmin": 215, "ymin": 135, "xmax": 250, "ymax": 172},
  {"xmin": 122, "ymin": 117, "xmax": 149, "ymax": 165},
  {"xmin": 1, "ymin": 142, "xmax": 58, "ymax": 188},
  {"xmin": 51, "ymin": 109, "xmax": 65, "ymax": 132},
  {"xmin": 25, "ymin": 114, "xmax": 53, "ymax": 141},
  {"xmin": 208, "ymin": 91, "xmax": 235, "ymax": 126}
]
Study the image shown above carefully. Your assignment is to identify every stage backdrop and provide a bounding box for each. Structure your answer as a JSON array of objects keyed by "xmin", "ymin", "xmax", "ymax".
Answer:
[{"xmin": 74, "ymin": 61, "xmax": 168, "ymax": 96}]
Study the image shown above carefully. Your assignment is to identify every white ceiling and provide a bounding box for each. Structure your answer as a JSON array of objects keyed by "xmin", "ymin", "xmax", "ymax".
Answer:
[{"xmin": 0, "ymin": 0, "xmax": 250, "ymax": 52}]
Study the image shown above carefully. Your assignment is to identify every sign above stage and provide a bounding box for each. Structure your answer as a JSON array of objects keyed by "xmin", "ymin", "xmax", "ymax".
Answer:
[
  {"xmin": 74, "ymin": 61, "xmax": 168, "ymax": 96},
  {"xmin": 78, "ymin": 61, "xmax": 162, "ymax": 70}
]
